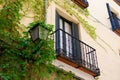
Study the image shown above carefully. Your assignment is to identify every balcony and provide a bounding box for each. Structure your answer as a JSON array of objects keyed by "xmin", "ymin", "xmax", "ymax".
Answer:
[
  {"xmin": 52, "ymin": 29, "xmax": 100, "ymax": 77},
  {"xmin": 71, "ymin": 0, "xmax": 89, "ymax": 9},
  {"xmin": 112, "ymin": 15, "xmax": 120, "ymax": 36}
]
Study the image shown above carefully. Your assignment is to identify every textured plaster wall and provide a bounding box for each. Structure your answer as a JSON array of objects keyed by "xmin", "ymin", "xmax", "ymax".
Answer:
[
  {"xmin": 83, "ymin": 0, "xmax": 120, "ymax": 80},
  {"xmin": 47, "ymin": 0, "xmax": 120, "ymax": 80}
]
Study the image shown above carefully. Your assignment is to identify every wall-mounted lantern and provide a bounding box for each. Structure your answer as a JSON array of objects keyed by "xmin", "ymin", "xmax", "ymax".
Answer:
[{"xmin": 29, "ymin": 23, "xmax": 50, "ymax": 42}]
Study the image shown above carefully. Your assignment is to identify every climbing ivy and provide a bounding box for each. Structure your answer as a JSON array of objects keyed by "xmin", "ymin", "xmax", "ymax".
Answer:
[
  {"xmin": 20, "ymin": 0, "xmax": 45, "ymax": 21},
  {"xmin": 0, "ymin": 0, "xmax": 77, "ymax": 80},
  {"xmin": 0, "ymin": 0, "xmax": 23, "ymax": 36},
  {"xmin": 0, "ymin": 0, "xmax": 99, "ymax": 79}
]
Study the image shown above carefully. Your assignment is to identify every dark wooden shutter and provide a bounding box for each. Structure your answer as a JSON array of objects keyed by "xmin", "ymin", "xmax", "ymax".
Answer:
[
  {"xmin": 56, "ymin": 12, "xmax": 60, "ymax": 55},
  {"xmin": 72, "ymin": 23, "xmax": 81, "ymax": 63},
  {"xmin": 106, "ymin": 3, "xmax": 116, "ymax": 31},
  {"xmin": 112, "ymin": 14, "xmax": 120, "ymax": 29}
]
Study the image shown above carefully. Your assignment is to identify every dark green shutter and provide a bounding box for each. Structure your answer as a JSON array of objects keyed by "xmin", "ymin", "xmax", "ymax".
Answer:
[
  {"xmin": 72, "ymin": 23, "xmax": 81, "ymax": 62},
  {"xmin": 56, "ymin": 12, "xmax": 60, "ymax": 55}
]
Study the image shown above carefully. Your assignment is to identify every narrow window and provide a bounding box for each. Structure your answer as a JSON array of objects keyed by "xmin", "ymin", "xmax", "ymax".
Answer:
[{"xmin": 55, "ymin": 12, "xmax": 81, "ymax": 63}]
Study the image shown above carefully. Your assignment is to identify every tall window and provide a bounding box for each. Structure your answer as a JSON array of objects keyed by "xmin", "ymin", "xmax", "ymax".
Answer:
[{"xmin": 55, "ymin": 12, "xmax": 81, "ymax": 61}]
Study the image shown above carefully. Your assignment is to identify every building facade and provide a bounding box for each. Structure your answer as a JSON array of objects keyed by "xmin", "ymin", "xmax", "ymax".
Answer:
[
  {"xmin": 20, "ymin": 0, "xmax": 120, "ymax": 80},
  {"xmin": 46, "ymin": 0, "xmax": 120, "ymax": 80}
]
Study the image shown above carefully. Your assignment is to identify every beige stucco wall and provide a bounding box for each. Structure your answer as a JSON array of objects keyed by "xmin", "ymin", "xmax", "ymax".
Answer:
[
  {"xmin": 82, "ymin": 0, "xmax": 120, "ymax": 80},
  {"xmin": 47, "ymin": 0, "xmax": 120, "ymax": 80},
  {"xmin": 20, "ymin": 0, "xmax": 120, "ymax": 80}
]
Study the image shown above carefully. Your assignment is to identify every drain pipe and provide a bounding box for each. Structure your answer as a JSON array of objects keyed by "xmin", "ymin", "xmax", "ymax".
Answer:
[{"xmin": 45, "ymin": 0, "xmax": 48, "ymax": 23}]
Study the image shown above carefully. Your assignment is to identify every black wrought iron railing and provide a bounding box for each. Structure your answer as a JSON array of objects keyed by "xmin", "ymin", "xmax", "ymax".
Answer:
[{"xmin": 52, "ymin": 29, "xmax": 100, "ymax": 76}]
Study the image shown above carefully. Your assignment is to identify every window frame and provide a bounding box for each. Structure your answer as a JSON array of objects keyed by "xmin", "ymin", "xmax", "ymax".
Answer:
[{"xmin": 55, "ymin": 11, "xmax": 81, "ymax": 58}]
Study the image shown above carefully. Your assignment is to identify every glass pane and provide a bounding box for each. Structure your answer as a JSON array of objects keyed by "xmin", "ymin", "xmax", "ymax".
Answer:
[
  {"xmin": 59, "ymin": 18, "xmax": 63, "ymax": 51},
  {"xmin": 65, "ymin": 22, "xmax": 72, "ymax": 58}
]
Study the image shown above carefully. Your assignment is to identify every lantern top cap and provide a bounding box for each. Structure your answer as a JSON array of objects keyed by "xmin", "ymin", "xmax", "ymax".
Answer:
[{"xmin": 28, "ymin": 21, "xmax": 54, "ymax": 32}]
